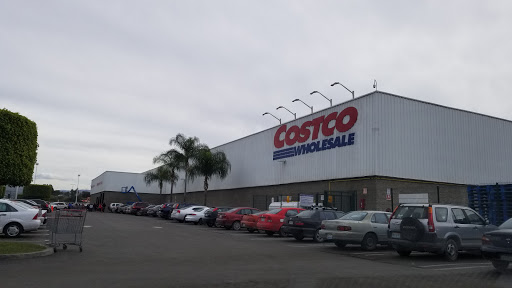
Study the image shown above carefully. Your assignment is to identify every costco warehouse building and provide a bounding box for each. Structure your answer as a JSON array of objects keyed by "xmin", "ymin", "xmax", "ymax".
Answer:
[{"xmin": 91, "ymin": 91, "xmax": 512, "ymax": 214}]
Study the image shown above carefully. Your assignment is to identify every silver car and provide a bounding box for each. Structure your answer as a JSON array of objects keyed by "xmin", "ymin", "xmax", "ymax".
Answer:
[
  {"xmin": 388, "ymin": 204, "xmax": 497, "ymax": 261},
  {"xmin": 319, "ymin": 211, "xmax": 391, "ymax": 250}
]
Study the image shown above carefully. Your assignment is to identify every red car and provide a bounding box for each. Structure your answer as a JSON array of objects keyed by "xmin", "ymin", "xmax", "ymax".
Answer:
[
  {"xmin": 257, "ymin": 207, "xmax": 305, "ymax": 236},
  {"xmin": 241, "ymin": 211, "xmax": 267, "ymax": 233},
  {"xmin": 216, "ymin": 207, "xmax": 260, "ymax": 230}
]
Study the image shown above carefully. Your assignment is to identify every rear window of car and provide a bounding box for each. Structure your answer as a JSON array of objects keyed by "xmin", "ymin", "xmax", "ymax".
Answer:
[
  {"xmin": 267, "ymin": 209, "xmax": 282, "ymax": 214},
  {"xmin": 393, "ymin": 206, "xmax": 428, "ymax": 219},
  {"xmin": 296, "ymin": 210, "xmax": 316, "ymax": 218},
  {"xmin": 340, "ymin": 211, "xmax": 368, "ymax": 221},
  {"xmin": 499, "ymin": 218, "xmax": 512, "ymax": 229}
]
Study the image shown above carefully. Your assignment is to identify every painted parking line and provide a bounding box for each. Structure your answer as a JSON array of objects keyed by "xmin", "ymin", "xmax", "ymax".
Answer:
[
  {"xmin": 83, "ymin": 226, "xmax": 92, "ymax": 228},
  {"xmin": 349, "ymin": 252, "xmax": 391, "ymax": 255},
  {"xmin": 152, "ymin": 226, "xmax": 163, "ymax": 229},
  {"xmin": 432, "ymin": 265, "xmax": 491, "ymax": 270}
]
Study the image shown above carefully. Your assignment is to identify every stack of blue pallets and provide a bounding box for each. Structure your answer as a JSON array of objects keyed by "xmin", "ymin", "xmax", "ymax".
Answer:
[{"xmin": 467, "ymin": 184, "xmax": 512, "ymax": 226}]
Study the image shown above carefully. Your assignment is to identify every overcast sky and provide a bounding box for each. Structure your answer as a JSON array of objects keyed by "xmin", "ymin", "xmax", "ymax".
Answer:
[{"xmin": 1, "ymin": 1, "xmax": 511, "ymax": 190}]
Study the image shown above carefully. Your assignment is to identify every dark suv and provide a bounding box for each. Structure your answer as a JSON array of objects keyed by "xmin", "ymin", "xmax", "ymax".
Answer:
[
  {"xmin": 204, "ymin": 207, "xmax": 233, "ymax": 227},
  {"xmin": 282, "ymin": 207, "xmax": 344, "ymax": 242},
  {"xmin": 130, "ymin": 202, "xmax": 149, "ymax": 215}
]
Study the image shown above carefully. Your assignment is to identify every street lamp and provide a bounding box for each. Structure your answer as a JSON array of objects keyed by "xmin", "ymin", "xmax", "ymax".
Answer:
[
  {"xmin": 292, "ymin": 99, "xmax": 313, "ymax": 114},
  {"xmin": 310, "ymin": 91, "xmax": 332, "ymax": 107},
  {"xmin": 75, "ymin": 174, "xmax": 80, "ymax": 203},
  {"xmin": 262, "ymin": 112, "xmax": 281, "ymax": 124},
  {"xmin": 331, "ymin": 82, "xmax": 355, "ymax": 99},
  {"xmin": 276, "ymin": 106, "xmax": 296, "ymax": 120},
  {"xmin": 34, "ymin": 162, "xmax": 39, "ymax": 183}
]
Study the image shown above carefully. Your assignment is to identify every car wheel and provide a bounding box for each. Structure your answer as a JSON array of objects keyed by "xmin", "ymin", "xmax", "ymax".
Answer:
[
  {"xmin": 265, "ymin": 231, "xmax": 274, "ymax": 236},
  {"xmin": 444, "ymin": 238, "xmax": 459, "ymax": 261},
  {"xmin": 197, "ymin": 218, "xmax": 203, "ymax": 225},
  {"xmin": 247, "ymin": 228, "xmax": 255, "ymax": 233},
  {"xmin": 294, "ymin": 234, "xmax": 304, "ymax": 241},
  {"xmin": 232, "ymin": 221, "xmax": 241, "ymax": 231},
  {"xmin": 193, "ymin": 221, "xmax": 199, "ymax": 225},
  {"xmin": 207, "ymin": 222, "xmax": 214, "ymax": 227},
  {"xmin": 3, "ymin": 223, "xmax": 22, "ymax": 238},
  {"xmin": 136, "ymin": 211, "xmax": 142, "ymax": 216},
  {"xmin": 334, "ymin": 241, "xmax": 346, "ymax": 248},
  {"xmin": 278, "ymin": 227, "xmax": 287, "ymax": 237},
  {"xmin": 397, "ymin": 249, "xmax": 412, "ymax": 257},
  {"xmin": 492, "ymin": 260, "xmax": 509, "ymax": 272},
  {"xmin": 361, "ymin": 233, "xmax": 378, "ymax": 251},
  {"xmin": 313, "ymin": 229, "xmax": 324, "ymax": 243}
]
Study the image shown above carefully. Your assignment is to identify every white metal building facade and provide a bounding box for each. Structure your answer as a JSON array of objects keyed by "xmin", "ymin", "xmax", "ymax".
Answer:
[{"xmin": 91, "ymin": 91, "xmax": 512, "ymax": 211}]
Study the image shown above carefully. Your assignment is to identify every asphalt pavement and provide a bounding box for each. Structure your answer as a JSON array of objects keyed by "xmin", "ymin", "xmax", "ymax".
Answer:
[{"xmin": 1, "ymin": 212, "xmax": 511, "ymax": 288}]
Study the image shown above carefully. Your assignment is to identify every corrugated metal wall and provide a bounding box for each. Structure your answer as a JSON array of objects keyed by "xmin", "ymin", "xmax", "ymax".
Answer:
[{"xmin": 92, "ymin": 91, "xmax": 512, "ymax": 195}]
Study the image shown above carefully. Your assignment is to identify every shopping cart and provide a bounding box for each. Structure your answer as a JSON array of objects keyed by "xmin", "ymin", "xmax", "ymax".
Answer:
[{"xmin": 47, "ymin": 209, "xmax": 87, "ymax": 252}]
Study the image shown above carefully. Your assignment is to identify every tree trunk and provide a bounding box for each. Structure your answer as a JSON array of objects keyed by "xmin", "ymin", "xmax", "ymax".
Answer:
[
  {"xmin": 203, "ymin": 176, "xmax": 209, "ymax": 206},
  {"xmin": 183, "ymin": 170, "xmax": 188, "ymax": 203},
  {"xmin": 170, "ymin": 182, "xmax": 174, "ymax": 203}
]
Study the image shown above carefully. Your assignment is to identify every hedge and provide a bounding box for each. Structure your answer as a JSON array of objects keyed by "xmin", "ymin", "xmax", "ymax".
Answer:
[
  {"xmin": 20, "ymin": 184, "xmax": 53, "ymax": 201},
  {"xmin": 0, "ymin": 109, "xmax": 38, "ymax": 186}
]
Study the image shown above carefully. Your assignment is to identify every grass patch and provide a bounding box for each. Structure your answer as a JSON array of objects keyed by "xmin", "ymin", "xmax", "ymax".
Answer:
[{"xmin": 0, "ymin": 242, "xmax": 46, "ymax": 254}]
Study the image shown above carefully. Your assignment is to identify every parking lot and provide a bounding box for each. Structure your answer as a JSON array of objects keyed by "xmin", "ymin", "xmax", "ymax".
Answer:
[{"xmin": 1, "ymin": 212, "xmax": 511, "ymax": 288}]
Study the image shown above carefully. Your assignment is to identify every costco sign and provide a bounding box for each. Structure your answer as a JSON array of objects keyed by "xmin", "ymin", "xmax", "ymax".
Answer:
[{"xmin": 273, "ymin": 107, "xmax": 358, "ymax": 160}]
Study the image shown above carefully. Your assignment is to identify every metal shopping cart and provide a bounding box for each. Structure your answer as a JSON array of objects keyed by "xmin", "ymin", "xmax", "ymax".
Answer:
[{"xmin": 47, "ymin": 209, "xmax": 87, "ymax": 252}]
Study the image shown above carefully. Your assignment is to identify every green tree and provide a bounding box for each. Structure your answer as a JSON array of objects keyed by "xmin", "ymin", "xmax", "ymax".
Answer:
[
  {"xmin": 0, "ymin": 185, "xmax": 5, "ymax": 198},
  {"xmin": 20, "ymin": 184, "xmax": 53, "ymax": 201},
  {"xmin": 0, "ymin": 109, "xmax": 38, "ymax": 186},
  {"xmin": 144, "ymin": 166, "xmax": 175, "ymax": 201},
  {"xmin": 189, "ymin": 147, "xmax": 231, "ymax": 206},
  {"xmin": 153, "ymin": 153, "xmax": 179, "ymax": 202},
  {"xmin": 161, "ymin": 133, "xmax": 205, "ymax": 202}
]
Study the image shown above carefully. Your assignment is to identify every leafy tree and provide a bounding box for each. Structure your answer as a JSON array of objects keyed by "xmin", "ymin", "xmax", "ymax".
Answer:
[
  {"xmin": 0, "ymin": 109, "xmax": 38, "ymax": 186},
  {"xmin": 153, "ymin": 153, "xmax": 179, "ymax": 202},
  {"xmin": 144, "ymin": 166, "xmax": 175, "ymax": 201},
  {"xmin": 0, "ymin": 185, "xmax": 5, "ymax": 198},
  {"xmin": 160, "ymin": 133, "xmax": 206, "ymax": 202},
  {"xmin": 20, "ymin": 184, "xmax": 53, "ymax": 201},
  {"xmin": 190, "ymin": 147, "xmax": 231, "ymax": 206}
]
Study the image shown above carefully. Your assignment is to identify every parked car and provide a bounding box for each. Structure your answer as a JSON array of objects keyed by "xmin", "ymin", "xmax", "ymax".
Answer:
[
  {"xmin": 167, "ymin": 203, "xmax": 196, "ymax": 220},
  {"xmin": 147, "ymin": 204, "xmax": 161, "ymax": 217},
  {"xmin": 183, "ymin": 206, "xmax": 210, "ymax": 225},
  {"xmin": 0, "ymin": 199, "xmax": 41, "ymax": 238},
  {"xmin": 216, "ymin": 207, "xmax": 260, "ymax": 230},
  {"xmin": 109, "ymin": 203, "xmax": 123, "ymax": 212},
  {"xmin": 282, "ymin": 207, "xmax": 343, "ymax": 242},
  {"xmin": 241, "ymin": 211, "xmax": 268, "ymax": 233},
  {"xmin": 319, "ymin": 211, "xmax": 390, "ymax": 250},
  {"xmin": 171, "ymin": 205, "xmax": 208, "ymax": 223},
  {"xmin": 257, "ymin": 208, "xmax": 305, "ymax": 236},
  {"xmin": 130, "ymin": 202, "xmax": 150, "ymax": 216},
  {"xmin": 12, "ymin": 199, "xmax": 39, "ymax": 209},
  {"xmin": 140, "ymin": 204, "xmax": 157, "ymax": 216},
  {"xmin": 482, "ymin": 217, "xmax": 512, "ymax": 272},
  {"xmin": 158, "ymin": 203, "xmax": 175, "ymax": 218},
  {"xmin": 27, "ymin": 199, "xmax": 51, "ymax": 212},
  {"xmin": 204, "ymin": 207, "xmax": 232, "ymax": 227},
  {"xmin": 388, "ymin": 204, "xmax": 497, "ymax": 261},
  {"xmin": 51, "ymin": 202, "xmax": 67, "ymax": 210}
]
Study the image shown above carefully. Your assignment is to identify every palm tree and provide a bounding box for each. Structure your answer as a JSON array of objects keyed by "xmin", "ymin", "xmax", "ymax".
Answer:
[
  {"xmin": 153, "ymin": 153, "xmax": 180, "ymax": 202},
  {"xmin": 162, "ymin": 133, "xmax": 206, "ymax": 202},
  {"xmin": 144, "ymin": 166, "xmax": 174, "ymax": 201},
  {"xmin": 190, "ymin": 147, "xmax": 231, "ymax": 206}
]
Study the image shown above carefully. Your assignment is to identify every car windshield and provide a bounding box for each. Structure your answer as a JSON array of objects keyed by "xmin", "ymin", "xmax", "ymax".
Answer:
[
  {"xmin": 340, "ymin": 211, "xmax": 368, "ymax": 221},
  {"xmin": 499, "ymin": 218, "xmax": 512, "ymax": 229},
  {"xmin": 266, "ymin": 209, "xmax": 282, "ymax": 214},
  {"xmin": 393, "ymin": 206, "xmax": 428, "ymax": 219},
  {"xmin": 296, "ymin": 210, "xmax": 316, "ymax": 218}
]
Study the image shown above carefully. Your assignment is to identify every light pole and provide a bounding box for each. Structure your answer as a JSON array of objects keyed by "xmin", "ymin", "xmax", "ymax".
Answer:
[
  {"xmin": 262, "ymin": 112, "xmax": 281, "ymax": 124},
  {"xmin": 75, "ymin": 174, "xmax": 80, "ymax": 203},
  {"xmin": 331, "ymin": 82, "xmax": 355, "ymax": 99},
  {"xmin": 292, "ymin": 99, "xmax": 313, "ymax": 114},
  {"xmin": 34, "ymin": 162, "xmax": 39, "ymax": 183},
  {"xmin": 276, "ymin": 106, "xmax": 296, "ymax": 120},
  {"xmin": 310, "ymin": 91, "xmax": 332, "ymax": 107}
]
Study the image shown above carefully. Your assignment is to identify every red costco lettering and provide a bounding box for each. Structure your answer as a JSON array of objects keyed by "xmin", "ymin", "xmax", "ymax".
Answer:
[{"xmin": 273, "ymin": 107, "xmax": 358, "ymax": 148}]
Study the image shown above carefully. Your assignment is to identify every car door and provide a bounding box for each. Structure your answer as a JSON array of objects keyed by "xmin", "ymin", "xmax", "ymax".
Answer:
[
  {"xmin": 451, "ymin": 208, "xmax": 473, "ymax": 248},
  {"xmin": 463, "ymin": 208, "xmax": 489, "ymax": 248},
  {"xmin": 0, "ymin": 203, "xmax": 12, "ymax": 229},
  {"xmin": 371, "ymin": 213, "xmax": 389, "ymax": 241}
]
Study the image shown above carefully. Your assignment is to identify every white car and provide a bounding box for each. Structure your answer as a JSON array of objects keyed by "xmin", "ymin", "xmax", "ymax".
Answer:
[
  {"xmin": 184, "ymin": 206, "xmax": 211, "ymax": 225},
  {"xmin": 171, "ymin": 206, "xmax": 209, "ymax": 223},
  {"xmin": 109, "ymin": 203, "xmax": 123, "ymax": 212},
  {"xmin": 0, "ymin": 199, "xmax": 41, "ymax": 237},
  {"xmin": 51, "ymin": 202, "xmax": 67, "ymax": 210}
]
